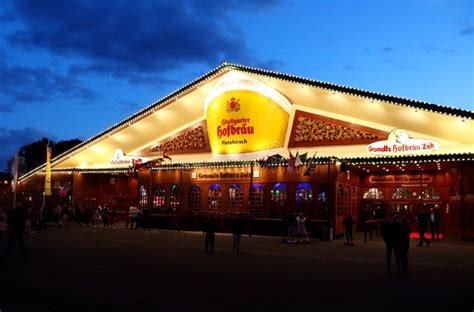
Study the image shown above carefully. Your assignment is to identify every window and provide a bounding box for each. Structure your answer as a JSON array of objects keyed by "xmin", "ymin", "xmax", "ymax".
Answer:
[
  {"xmin": 296, "ymin": 182, "xmax": 312, "ymax": 204},
  {"xmin": 228, "ymin": 184, "xmax": 243, "ymax": 210},
  {"xmin": 139, "ymin": 185, "xmax": 148, "ymax": 208},
  {"xmin": 392, "ymin": 188, "xmax": 412, "ymax": 199},
  {"xmin": 271, "ymin": 183, "xmax": 287, "ymax": 208},
  {"xmin": 363, "ymin": 188, "xmax": 384, "ymax": 199},
  {"xmin": 208, "ymin": 184, "xmax": 222, "ymax": 210},
  {"xmin": 420, "ymin": 187, "xmax": 440, "ymax": 200},
  {"xmin": 153, "ymin": 185, "xmax": 166, "ymax": 210},
  {"xmin": 170, "ymin": 184, "xmax": 180, "ymax": 213},
  {"xmin": 317, "ymin": 183, "xmax": 328, "ymax": 203},
  {"xmin": 189, "ymin": 185, "xmax": 201, "ymax": 210},
  {"xmin": 249, "ymin": 184, "xmax": 264, "ymax": 210}
]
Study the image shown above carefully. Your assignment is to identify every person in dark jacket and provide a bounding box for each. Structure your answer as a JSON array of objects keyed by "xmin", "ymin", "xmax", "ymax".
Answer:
[
  {"xmin": 142, "ymin": 207, "xmax": 151, "ymax": 232},
  {"xmin": 429, "ymin": 207, "xmax": 441, "ymax": 240},
  {"xmin": 231, "ymin": 215, "xmax": 244, "ymax": 252},
  {"xmin": 202, "ymin": 216, "xmax": 216, "ymax": 252},
  {"xmin": 395, "ymin": 218, "xmax": 411, "ymax": 273},
  {"xmin": 7, "ymin": 203, "xmax": 26, "ymax": 254},
  {"xmin": 342, "ymin": 213, "xmax": 356, "ymax": 245},
  {"xmin": 381, "ymin": 214, "xmax": 399, "ymax": 273},
  {"xmin": 417, "ymin": 210, "xmax": 430, "ymax": 247}
]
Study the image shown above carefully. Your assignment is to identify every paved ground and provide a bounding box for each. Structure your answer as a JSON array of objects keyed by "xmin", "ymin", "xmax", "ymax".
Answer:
[{"xmin": 0, "ymin": 225, "xmax": 473, "ymax": 312}]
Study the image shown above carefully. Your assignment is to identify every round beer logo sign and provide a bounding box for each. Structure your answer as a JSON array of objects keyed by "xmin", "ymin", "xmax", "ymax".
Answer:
[{"xmin": 204, "ymin": 72, "xmax": 291, "ymax": 154}]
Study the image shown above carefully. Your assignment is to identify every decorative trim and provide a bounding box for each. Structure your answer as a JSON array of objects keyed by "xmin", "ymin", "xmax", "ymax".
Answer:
[
  {"xmin": 149, "ymin": 120, "xmax": 211, "ymax": 155},
  {"xmin": 288, "ymin": 110, "xmax": 388, "ymax": 147}
]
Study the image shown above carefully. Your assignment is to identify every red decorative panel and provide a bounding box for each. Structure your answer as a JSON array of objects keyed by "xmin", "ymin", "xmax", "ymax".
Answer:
[
  {"xmin": 149, "ymin": 120, "xmax": 211, "ymax": 155},
  {"xmin": 288, "ymin": 110, "xmax": 388, "ymax": 147}
]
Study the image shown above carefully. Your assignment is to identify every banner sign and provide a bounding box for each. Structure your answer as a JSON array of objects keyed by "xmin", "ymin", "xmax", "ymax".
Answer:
[
  {"xmin": 367, "ymin": 129, "xmax": 440, "ymax": 155},
  {"xmin": 44, "ymin": 146, "xmax": 52, "ymax": 196},
  {"xmin": 191, "ymin": 170, "xmax": 257, "ymax": 181},
  {"xmin": 369, "ymin": 174, "xmax": 433, "ymax": 184},
  {"xmin": 110, "ymin": 149, "xmax": 150, "ymax": 165}
]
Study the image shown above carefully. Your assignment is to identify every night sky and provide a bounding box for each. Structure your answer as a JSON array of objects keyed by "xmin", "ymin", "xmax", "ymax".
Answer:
[{"xmin": 0, "ymin": 0, "xmax": 473, "ymax": 171}]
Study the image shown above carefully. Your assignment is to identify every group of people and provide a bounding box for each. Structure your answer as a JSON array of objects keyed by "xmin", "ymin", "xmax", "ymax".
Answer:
[
  {"xmin": 417, "ymin": 207, "xmax": 441, "ymax": 246},
  {"xmin": 282, "ymin": 212, "xmax": 310, "ymax": 244},
  {"xmin": 201, "ymin": 214, "xmax": 245, "ymax": 253},
  {"xmin": 2, "ymin": 200, "xmax": 443, "ymax": 273}
]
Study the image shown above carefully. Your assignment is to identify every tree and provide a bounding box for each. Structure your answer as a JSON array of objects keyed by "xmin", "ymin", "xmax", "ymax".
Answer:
[{"xmin": 7, "ymin": 138, "xmax": 83, "ymax": 176}]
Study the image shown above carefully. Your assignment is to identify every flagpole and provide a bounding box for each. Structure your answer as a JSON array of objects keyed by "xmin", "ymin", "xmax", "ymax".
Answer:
[
  {"xmin": 13, "ymin": 180, "xmax": 17, "ymax": 208},
  {"xmin": 12, "ymin": 150, "xmax": 19, "ymax": 208}
]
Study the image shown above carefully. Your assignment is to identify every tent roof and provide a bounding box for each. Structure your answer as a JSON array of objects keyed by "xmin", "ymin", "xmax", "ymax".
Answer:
[{"xmin": 19, "ymin": 63, "xmax": 474, "ymax": 182}]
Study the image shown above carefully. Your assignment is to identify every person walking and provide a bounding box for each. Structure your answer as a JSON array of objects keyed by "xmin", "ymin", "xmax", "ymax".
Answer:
[
  {"xmin": 429, "ymin": 207, "xmax": 441, "ymax": 240},
  {"xmin": 129, "ymin": 206, "xmax": 140, "ymax": 229},
  {"xmin": 7, "ymin": 203, "xmax": 26, "ymax": 254},
  {"xmin": 142, "ymin": 207, "xmax": 151, "ymax": 232},
  {"xmin": 381, "ymin": 213, "xmax": 398, "ymax": 273},
  {"xmin": 296, "ymin": 212, "xmax": 309, "ymax": 243},
  {"xmin": 74, "ymin": 205, "xmax": 82, "ymax": 227},
  {"xmin": 395, "ymin": 218, "xmax": 411, "ymax": 273},
  {"xmin": 29, "ymin": 205, "xmax": 39, "ymax": 234},
  {"xmin": 231, "ymin": 214, "xmax": 244, "ymax": 252},
  {"xmin": 109, "ymin": 207, "xmax": 117, "ymax": 229},
  {"xmin": 202, "ymin": 216, "xmax": 216, "ymax": 252},
  {"xmin": 102, "ymin": 205, "xmax": 110, "ymax": 228},
  {"xmin": 417, "ymin": 210, "xmax": 430, "ymax": 247},
  {"xmin": 342, "ymin": 213, "xmax": 356, "ymax": 246}
]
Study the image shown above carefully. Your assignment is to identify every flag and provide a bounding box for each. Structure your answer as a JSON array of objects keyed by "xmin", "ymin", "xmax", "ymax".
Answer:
[
  {"xmin": 304, "ymin": 152, "xmax": 317, "ymax": 176},
  {"xmin": 295, "ymin": 152, "xmax": 308, "ymax": 167},
  {"xmin": 162, "ymin": 151, "xmax": 172, "ymax": 162},
  {"xmin": 44, "ymin": 145, "xmax": 52, "ymax": 196},
  {"xmin": 259, "ymin": 154, "xmax": 285, "ymax": 168},
  {"xmin": 287, "ymin": 150, "xmax": 296, "ymax": 173},
  {"xmin": 11, "ymin": 151, "xmax": 19, "ymax": 192}
]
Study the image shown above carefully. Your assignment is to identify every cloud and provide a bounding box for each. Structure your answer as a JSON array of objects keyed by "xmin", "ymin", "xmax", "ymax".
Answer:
[
  {"xmin": 380, "ymin": 46, "xmax": 394, "ymax": 53},
  {"xmin": 0, "ymin": 103, "xmax": 13, "ymax": 113},
  {"xmin": 459, "ymin": 27, "xmax": 474, "ymax": 35},
  {"xmin": 7, "ymin": 0, "xmax": 281, "ymax": 82},
  {"xmin": 0, "ymin": 126, "xmax": 54, "ymax": 171},
  {"xmin": 0, "ymin": 60, "xmax": 98, "ymax": 107}
]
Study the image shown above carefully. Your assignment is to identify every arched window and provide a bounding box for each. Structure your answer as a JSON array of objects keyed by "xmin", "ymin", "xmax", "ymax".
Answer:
[
  {"xmin": 271, "ymin": 183, "xmax": 287, "ymax": 208},
  {"xmin": 296, "ymin": 182, "xmax": 312, "ymax": 204},
  {"xmin": 228, "ymin": 184, "xmax": 243, "ymax": 210},
  {"xmin": 170, "ymin": 184, "xmax": 180, "ymax": 213},
  {"xmin": 208, "ymin": 184, "xmax": 222, "ymax": 210},
  {"xmin": 249, "ymin": 184, "xmax": 264, "ymax": 210},
  {"xmin": 139, "ymin": 185, "xmax": 148, "ymax": 208},
  {"xmin": 363, "ymin": 188, "xmax": 384, "ymax": 199},
  {"xmin": 392, "ymin": 188, "xmax": 412, "ymax": 199},
  {"xmin": 153, "ymin": 185, "xmax": 166, "ymax": 210},
  {"xmin": 188, "ymin": 185, "xmax": 201, "ymax": 210},
  {"xmin": 421, "ymin": 187, "xmax": 440, "ymax": 200}
]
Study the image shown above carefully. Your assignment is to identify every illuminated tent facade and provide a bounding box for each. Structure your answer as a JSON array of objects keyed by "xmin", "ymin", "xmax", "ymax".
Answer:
[{"xmin": 18, "ymin": 63, "xmax": 474, "ymax": 237}]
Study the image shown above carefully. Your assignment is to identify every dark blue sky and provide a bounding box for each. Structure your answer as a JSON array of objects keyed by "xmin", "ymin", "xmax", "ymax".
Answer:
[{"xmin": 0, "ymin": 0, "xmax": 473, "ymax": 171}]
